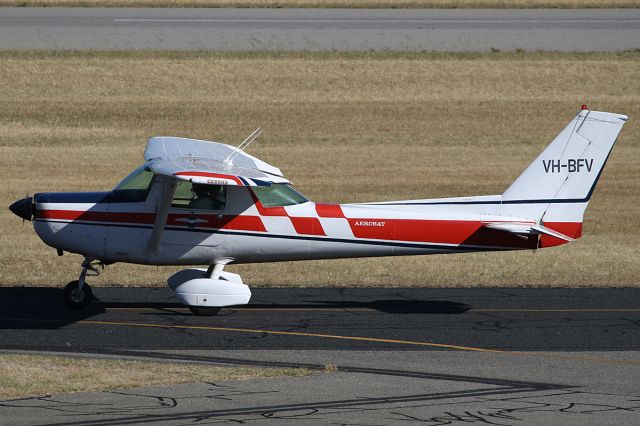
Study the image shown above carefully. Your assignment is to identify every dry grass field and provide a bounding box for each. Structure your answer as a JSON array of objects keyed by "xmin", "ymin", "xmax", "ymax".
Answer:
[
  {"xmin": 0, "ymin": 353, "xmax": 310, "ymax": 398},
  {"xmin": 0, "ymin": 51, "xmax": 638, "ymax": 288},
  {"xmin": 0, "ymin": 0, "xmax": 638, "ymax": 7}
]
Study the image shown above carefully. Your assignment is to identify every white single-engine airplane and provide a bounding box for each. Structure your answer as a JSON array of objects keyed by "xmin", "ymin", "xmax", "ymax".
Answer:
[{"xmin": 9, "ymin": 107, "xmax": 628, "ymax": 315}]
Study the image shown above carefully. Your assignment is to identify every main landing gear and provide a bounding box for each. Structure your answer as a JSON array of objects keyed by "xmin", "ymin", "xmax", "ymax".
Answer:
[
  {"xmin": 188, "ymin": 264, "xmax": 222, "ymax": 316},
  {"xmin": 167, "ymin": 260, "xmax": 251, "ymax": 316},
  {"xmin": 188, "ymin": 306, "xmax": 221, "ymax": 316},
  {"xmin": 63, "ymin": 257, "xmax": 100, "ymax": 309}
]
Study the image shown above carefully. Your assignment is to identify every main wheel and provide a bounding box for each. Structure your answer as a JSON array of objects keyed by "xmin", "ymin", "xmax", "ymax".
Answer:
[
  {"xmin": 188, "ymin": 306, "xmax": 221, "ymax": 316},
  {"xmin": 63, "ymin": 280, "xmax": 93, "ymax": 309}
]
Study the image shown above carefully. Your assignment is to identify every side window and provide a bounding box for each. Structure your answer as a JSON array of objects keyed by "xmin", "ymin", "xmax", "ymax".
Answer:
[
  {"xmin": 172, "ymin": 182, "xmax": 226, "ymax": 211},
  {"xmin": 171, "ymin": 181, "xmax": 194, "ymax": 208}
]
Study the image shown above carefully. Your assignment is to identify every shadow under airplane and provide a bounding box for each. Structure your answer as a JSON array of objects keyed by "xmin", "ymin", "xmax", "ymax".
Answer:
[{"xmin": 0, "ymin": 287, "xmax": 471, "ymax": 330}]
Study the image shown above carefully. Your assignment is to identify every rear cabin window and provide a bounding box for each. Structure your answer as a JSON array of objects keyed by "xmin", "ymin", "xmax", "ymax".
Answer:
[
  {"xmin": 172, "ymin": 181, "xmax": 226, "ymax": 211},
  {"xmin": 252, "ymin": 184, "xmax": 308, "ymax": 207},
  {"xmin": 112, "ymin": 167, "xmax": 155, "ymax": 202}
]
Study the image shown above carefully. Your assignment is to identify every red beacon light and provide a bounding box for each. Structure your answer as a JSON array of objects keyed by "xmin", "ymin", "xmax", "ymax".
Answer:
[{"xmin": 581, "ymin": 104, "xmax": 588, "ymax": 110}]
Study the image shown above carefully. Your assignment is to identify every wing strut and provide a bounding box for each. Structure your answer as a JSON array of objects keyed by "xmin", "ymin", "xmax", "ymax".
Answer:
[{"xmin": 147, "ymin": 178, "xmax": 177, "ymax": 252}]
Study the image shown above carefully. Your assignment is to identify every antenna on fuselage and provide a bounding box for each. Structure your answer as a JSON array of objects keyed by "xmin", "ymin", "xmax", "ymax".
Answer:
[{"xmin": 224, "ymin": 128, "xmax": 263, "ymax": 165}]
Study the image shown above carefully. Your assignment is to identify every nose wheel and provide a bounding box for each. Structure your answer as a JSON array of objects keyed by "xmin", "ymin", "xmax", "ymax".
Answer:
[
  {"xmin": 63, "ymin": 257, "xmax": 100, "ymax": 309},
  {"xmin": 63, "ymin": 280, "xmax": 93, "ymax": 309}
]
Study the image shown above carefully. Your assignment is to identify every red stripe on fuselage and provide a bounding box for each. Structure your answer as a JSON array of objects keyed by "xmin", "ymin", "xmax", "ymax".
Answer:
[
  {"xmin": 289, "ymin": 217, "xmax": 326, "ymax": 236},
  {"xmin": 36, "ymin": 209, "xmax": 579, "ymax": 249},
  {"xmin": 220, "ymin": 215, "xmax": 267, "ymax": 232},
  {"xmin": 347, "ymin": 217, "xmax": 544, "ymax": 249},
  {"xmin": 315, "ymin": 203, "xmax": 345, "ymax": 218},
  {"xmin": 348, "ymin": 218, "xmax": 481, "ymax": 244},
  {"xmin": 257, "ymin": 205, "xmax": 288, "ymax": 217}
]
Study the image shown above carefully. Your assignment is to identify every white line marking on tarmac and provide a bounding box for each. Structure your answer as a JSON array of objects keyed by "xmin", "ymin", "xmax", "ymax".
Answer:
[{"xmin": 112, "ymin": 19, "xmax": 640, "ymax": 24}]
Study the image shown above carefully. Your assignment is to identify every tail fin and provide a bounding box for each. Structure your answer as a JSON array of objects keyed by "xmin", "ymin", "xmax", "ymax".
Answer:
[{"xmin": 501, "ymin": 108, "xmax": 628, "ymax": 246}]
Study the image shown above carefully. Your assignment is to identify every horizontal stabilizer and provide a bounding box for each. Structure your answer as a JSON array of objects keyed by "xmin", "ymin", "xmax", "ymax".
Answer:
[
  {"xmin": 531, "ymin": 224, "xmax": 574, "ymax": 242},
  {"xmin": 482, "ymin": 220, "xmax": 574, "ymax": 242}
]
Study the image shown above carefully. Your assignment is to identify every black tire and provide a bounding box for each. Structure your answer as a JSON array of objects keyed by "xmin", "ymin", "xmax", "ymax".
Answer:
[
  {"xmin": 189, "ymin": 306, "xmax": 221, "ymax": 316},
  {"xmin": 63, "ymin": 280, "xmax": 93, "ymax": 309}
]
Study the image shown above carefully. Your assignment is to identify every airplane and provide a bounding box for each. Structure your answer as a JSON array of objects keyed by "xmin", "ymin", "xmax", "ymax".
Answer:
[{"xmin": 9, "ymin": 107, "xmax": 628, "ymax": 315}]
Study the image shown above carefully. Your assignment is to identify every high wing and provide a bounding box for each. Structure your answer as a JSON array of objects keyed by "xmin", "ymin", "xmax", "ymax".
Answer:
[
  {"xmin": 144, "ymin": 136, "xmax": 289, "ymax": 252},
  {"xmin": 144, "ymin": 136, "xmax": 290, "ymax": 187}
]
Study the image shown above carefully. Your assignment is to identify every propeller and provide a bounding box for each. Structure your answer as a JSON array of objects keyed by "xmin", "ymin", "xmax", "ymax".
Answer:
[
  {"xmin": 9, "ymin": 193, "xmax": 35, "ymax": 223},
  {"xmin": 24, "ymin": 192, "xmax": 29, "ymax": 225}
]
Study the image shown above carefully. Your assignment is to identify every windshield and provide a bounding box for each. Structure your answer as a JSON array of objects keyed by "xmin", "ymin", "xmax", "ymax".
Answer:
[
  {"xmin": 112, "ymin": 166, "xmax": 155, "ymax": 202},
  {"xmin": 252, "ymin": 184, "xmax": 308, "ymax": 207}
]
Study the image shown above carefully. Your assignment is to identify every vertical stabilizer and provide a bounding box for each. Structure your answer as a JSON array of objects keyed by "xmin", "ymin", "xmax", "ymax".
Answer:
[{"xmin": 501, "ymin": 108, "xmax": 628, "ymax": 245}]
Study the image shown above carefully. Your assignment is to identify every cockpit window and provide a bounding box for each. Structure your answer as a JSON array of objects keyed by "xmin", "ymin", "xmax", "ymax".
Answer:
[
  {"xmin": 172, "ymin": 181, "xmax": 226, "ymax": 211},
  {"xmin": 112, "ymin": 166, "xmax": 155, "ymax": 202},
  {"xmin": 252, "ymin": 184, "xmax": 308, "ymax": 207}
]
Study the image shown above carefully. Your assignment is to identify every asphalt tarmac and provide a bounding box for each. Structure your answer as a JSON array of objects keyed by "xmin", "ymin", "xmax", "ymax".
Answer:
[
  {"xmin": 1, "ymin": 287, "xmax": 639, "ymax": 352},
  {"xmin": 0, "ymin": 8, "xmax": 638, "ymax": 51},
  {"xmin": 2, "ymin": 348, "xmax": 640, "ymax": 425},
  {"xmin": 2, "ymin": 287, "xmax": 639, "ymax": 424}
]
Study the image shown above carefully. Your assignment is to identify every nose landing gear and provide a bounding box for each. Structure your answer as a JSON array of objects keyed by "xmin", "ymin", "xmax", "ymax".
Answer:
[
  {"xmin": 63, "ymin": 257, "xmax": 101, "ymax": 309},
  {"xmin": 63, "ymin": 280, "xmax": 93, "ymax": 309}
]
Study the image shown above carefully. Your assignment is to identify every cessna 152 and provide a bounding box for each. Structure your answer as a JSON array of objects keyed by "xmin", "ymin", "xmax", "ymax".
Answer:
[{"xmin": 9, "ymin": 108, "xmax": 628, "ymax": 315}]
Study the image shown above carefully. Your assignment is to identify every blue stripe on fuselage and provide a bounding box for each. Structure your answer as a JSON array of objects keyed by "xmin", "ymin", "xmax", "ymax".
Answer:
[{"xmin": 35, "ymin": 191, "xmax": 146, "ymax": 204}]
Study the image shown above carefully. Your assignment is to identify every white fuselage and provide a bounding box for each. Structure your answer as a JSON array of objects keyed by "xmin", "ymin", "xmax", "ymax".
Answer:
[{"xmin": 32, "ymin": 182, "xmax": 562, "ymax": 267}]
